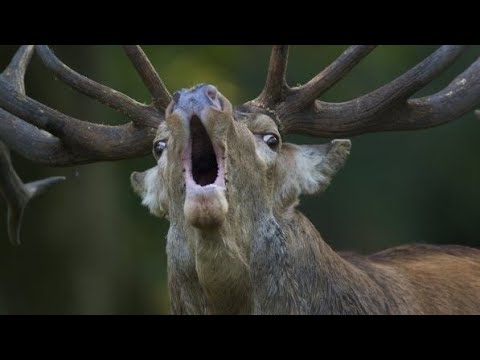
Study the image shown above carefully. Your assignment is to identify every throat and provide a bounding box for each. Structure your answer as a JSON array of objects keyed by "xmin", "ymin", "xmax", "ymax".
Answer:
[{"xmin": 193, "ymin": 228, "xmax": 251, "ymax": 314}]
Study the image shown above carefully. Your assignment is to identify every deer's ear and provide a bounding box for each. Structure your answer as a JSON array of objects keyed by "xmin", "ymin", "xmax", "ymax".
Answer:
[
  {"xmin": 131, "ymin": 167, "xmax": 166, "ymax": 218},
  {"xmin": 276, "ymin": 139, "xmax": 351, "ymax": 206}
]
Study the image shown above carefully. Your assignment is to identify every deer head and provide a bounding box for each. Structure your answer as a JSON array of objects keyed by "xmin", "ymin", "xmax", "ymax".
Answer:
[
  {"xmin": 130, "ymin": 83, "xmax": 351, "ymax": 229},
  {"xmin": 1, "ymin": 45, "xmax": 480, "ymax": 314}
]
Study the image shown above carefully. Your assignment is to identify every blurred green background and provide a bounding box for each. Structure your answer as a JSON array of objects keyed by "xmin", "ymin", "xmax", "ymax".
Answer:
[{"xmin": 0, "ymin": 45, "xmax": 479, "ymax": 314}]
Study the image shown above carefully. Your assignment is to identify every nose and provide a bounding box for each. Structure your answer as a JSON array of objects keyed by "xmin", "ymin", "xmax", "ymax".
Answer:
[
  {"xmin": 171, "ymin": 84, "xmax": 222, "ymax": 115},
  {"xmin": 205, "ymin": 85, "xmax": 217, "ymax": 102}
]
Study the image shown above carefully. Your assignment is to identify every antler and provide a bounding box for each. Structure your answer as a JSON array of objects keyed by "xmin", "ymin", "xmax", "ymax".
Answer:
[
  {"xmin": 0, "ymin": 142, "xmax": 65, "ymax": 245},
  {"xmin": 122, "ymin": 45, "xmax": 172, "ymax": 110},
  {"xmin": 0, "ymin": 45, "xmax": 169, "ymax": 166},
  {"xmin": 0, "ymin": 45, "xmax": 170, "ymax": 244},
  {"xmin": 247, "ymin": 45, "xmax": 480, "ymax": 136}
]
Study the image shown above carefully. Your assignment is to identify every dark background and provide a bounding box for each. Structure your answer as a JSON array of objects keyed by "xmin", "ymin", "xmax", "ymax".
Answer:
[{"xmin": 0, "ymin": 45, "xmax": 479, "ymax": 314}]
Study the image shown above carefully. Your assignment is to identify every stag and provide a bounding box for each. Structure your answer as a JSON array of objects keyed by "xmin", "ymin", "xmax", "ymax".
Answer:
[{"xmin": 1, "ymin": 45, "xmax": 480, "ymax": 314}]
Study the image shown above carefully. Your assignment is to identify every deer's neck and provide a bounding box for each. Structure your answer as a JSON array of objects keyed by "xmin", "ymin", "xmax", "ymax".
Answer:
[
  {"xmin": 250, "ymin": 210, "xmax": 390, "ymax": 314},
  {"xmin": 191, "ymin": 226, "xmax": 252, "ymax": 314},
  {"xmin": 168, "ymin": 206, "xmax": 390, "ymax": 314}
]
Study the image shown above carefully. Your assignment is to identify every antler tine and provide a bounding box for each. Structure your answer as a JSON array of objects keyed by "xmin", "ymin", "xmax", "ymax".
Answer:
[
  {"xmin": 2, "ymin": 45, "xmax": 35, "ymax": 93},
  {"xmin": 382, "ymin": 57, "xmax": 480, "ymax": 132},
  {"xmin": 0, "ymin": 142, "xmax": 65, "ymax": 245},
  {"xmin": 255, "ymin": 45, "xmax": 290, "ymax": 108},
  {"xmin": 122, "ymin": 45, "xmax": 172, "ymax": 111},
  {"xmin": 276, "ymin": 45, "xmax": 471, "ymax": 136},
  {"xmin": 288, "ymin": 45, "xmax": 377, "ymax": 110},
  {"xmin": 35, "ymin": 45, "xmax": 162, "ymax": 127}
]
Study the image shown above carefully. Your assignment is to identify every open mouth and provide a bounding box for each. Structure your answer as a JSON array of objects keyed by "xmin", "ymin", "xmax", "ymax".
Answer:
[
  {"xmin": 183, "ymin": 115, "xmax": 225, "ymax": 191},
  {"xmin": 191, "ymin": 115, "xmax": 218, "ymax": 186}
]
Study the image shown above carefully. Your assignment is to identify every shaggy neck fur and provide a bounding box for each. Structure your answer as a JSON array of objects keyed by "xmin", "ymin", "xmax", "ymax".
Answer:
[{"xmin": 170, "ymin": 203, "xmax": 405, "ymax": 315}]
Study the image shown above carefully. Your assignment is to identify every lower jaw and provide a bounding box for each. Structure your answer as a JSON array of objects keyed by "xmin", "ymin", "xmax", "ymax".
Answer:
[{"xmin": 182, "ymin": 139, "xmax": 228, "ymax": 228}]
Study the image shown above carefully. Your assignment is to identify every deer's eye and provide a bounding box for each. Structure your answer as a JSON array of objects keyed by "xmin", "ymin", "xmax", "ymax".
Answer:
[
  {"xmin": 262, "ymin": 134, "xmax": 279, "ymax": 148},
  {"xmin": 153, "ymin": 140, "xmax": 167, "ymax": 159}
]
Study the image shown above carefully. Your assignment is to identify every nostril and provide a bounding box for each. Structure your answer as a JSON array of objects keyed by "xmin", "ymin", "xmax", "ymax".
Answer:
[
  {"xmin": 205, "ymin": 85, "xmax": 217, "ymax": 101},
  {"xmin": 173, "ymin": 91, "xmax": 181, "ymax": 103}
]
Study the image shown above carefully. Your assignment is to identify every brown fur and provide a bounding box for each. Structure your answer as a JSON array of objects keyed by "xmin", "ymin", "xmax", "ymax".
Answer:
[{"xmin": 363, "ymin": 245, "xmax": 480, "ymax": 314}]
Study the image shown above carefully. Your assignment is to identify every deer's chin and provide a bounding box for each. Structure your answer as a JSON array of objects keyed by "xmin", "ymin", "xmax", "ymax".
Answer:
[
  {"xmin": 182, "ymin": 142, "xmax": 228, "ymax": 228},
  {"xmin": 184, "ymin": 185, "xmax": 228, "ymax": 229}
]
